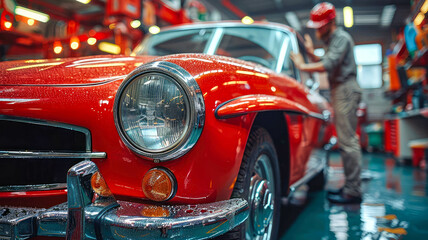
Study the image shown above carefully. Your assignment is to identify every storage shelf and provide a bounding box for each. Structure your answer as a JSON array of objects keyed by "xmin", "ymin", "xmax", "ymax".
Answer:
[
  {"xmin": 408, "ymin": 48, "xmax": 428, "ymax": 68},
  {"xmin": 385, "ymin": 107, "xmax": 428, "ymax": 119},
  {"xmin": 384, "ymin": 81, "xmax": 422, "ymax": 101}
]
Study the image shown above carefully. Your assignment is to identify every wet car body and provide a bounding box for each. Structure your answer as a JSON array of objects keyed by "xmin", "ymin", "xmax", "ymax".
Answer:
[{"xmin": 0, "ymin": 22, "xmax": 333, "ymax": 239}]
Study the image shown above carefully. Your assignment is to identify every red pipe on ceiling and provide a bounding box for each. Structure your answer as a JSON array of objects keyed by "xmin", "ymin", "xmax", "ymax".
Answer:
[{"xmin": 221, "ymin": 0, "xmax": 247, "ymax": 19}]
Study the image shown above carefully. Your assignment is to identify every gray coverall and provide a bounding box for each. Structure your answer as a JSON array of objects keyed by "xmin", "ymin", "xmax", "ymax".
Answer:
[{"xmin": 321, "ymin": 28, "xmax": 363, "ymax": 197}]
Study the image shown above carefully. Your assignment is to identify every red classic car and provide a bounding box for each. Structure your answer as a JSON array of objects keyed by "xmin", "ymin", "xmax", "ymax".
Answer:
[{"xmin": 0, "ymin": 22, "xmax": 334, "ymax": 240}]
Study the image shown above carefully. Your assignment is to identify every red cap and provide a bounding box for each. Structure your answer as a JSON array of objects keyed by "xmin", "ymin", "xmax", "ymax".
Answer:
[{"xmin": 307, "ymin": 2, "xmax": 336, "ymax": 29}]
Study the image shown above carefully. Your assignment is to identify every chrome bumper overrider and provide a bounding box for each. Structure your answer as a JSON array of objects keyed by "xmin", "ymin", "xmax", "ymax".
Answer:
[{"xmin": 0, "ymin": 161, "xmax": 249, "ymax": 240}]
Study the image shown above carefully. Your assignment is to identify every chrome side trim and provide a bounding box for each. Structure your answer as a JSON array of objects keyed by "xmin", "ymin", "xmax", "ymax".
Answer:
[
  {"xmin": 214, "ymin": 97, "xmax": 326, "ymax": 122},
  {"xmin": 288, "ymin": 148, "xmax": 327, "ymax": 194},
  {"xmin": 322, "ymin": 110, "xmax": 332, "ymax": 122},
  {"xmin": 114, "ymin": 61, "xmax": 205, "ymax": 162},
  {"xmin": 288, "ymin": 164, "xmax": 323, "ymax": 193},
  {"xmin": 308, "ymin": 111, "xmax": 326, "ymax": 121},
  {"xmin": 0, "ymin": 183, "xmax": 67, "ymax": 192},
  {"xmin": 0, "ymin": 151, "xmax": 106, "ymax": 159},
  {"xmin": 324, "ymin": 136, "xmax": 338, "ymax": 151}
]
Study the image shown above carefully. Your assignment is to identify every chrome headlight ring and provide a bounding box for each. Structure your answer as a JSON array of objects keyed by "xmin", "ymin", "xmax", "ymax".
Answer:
[{"xmin": 114, "ymin": 61, "xmax": 205, "ymax": 162}]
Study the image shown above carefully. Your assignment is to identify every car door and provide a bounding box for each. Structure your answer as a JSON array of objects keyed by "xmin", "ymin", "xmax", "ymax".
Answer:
[{"xmin": 279, "ymin": 32, "xmax": 329, "ymax": 185}]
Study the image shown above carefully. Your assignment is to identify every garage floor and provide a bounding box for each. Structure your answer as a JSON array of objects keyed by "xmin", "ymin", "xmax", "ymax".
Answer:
[{"xmin": 280, "ymin": 152, "xmax": 428, "ymax": 240}]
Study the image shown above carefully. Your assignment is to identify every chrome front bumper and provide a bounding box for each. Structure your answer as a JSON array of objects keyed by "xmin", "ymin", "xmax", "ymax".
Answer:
[{"xmin": 0, "ymin": 161, "xmax": 249, "ymax": 240}]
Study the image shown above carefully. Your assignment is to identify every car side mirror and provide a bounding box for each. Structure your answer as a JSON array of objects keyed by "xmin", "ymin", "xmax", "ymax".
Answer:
[{"xmin": 305, "ymin": 78, "xmax": 320, "ymax": 92}]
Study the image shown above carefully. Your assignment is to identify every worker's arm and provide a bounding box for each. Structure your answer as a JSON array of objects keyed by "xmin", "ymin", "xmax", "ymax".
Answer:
[
  {"xmin": 303, "ymin": 34, "xmax": 321, "ymax": 62},
  {"xmin": 290, "ymin": 52, "xmax": 326, "ymax": 72},
  {"xmin": 291, "ymin": 34, "xmax": 350, "ymax": 73}
]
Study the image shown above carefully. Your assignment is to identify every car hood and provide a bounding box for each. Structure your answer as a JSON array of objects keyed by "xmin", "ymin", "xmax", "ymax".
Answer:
[{"xmin": 0, "ymin": 55, "xmax": 158, "ymax": 86}]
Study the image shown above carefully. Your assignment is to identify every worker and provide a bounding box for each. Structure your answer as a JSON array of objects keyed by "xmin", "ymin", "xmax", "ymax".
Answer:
[{"xmin": 290, "ymin": 2, "xmax": 363, "ymax": 204}]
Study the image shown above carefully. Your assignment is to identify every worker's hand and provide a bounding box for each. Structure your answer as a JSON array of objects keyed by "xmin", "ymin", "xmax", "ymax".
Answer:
[
  {"xmin": 303, "ymin": 34, "xmax": 315, "ymax": 55},
  {"xmin": 290, "ymin": 52, "xmax": 304, "ymax": 69}
]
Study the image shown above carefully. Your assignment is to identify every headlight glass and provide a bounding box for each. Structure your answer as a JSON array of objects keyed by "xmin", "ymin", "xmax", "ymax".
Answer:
[{"xmin": 118, "ymin": 73, "xmax": 189, "ymax": 152}]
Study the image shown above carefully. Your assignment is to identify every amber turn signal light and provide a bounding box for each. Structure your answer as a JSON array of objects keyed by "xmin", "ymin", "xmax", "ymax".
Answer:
[
  {"xmin": 91, "ymin": 171, "xmax": 113, "ymax": 197},
  {"xmin": 142, "ymin": 168, "xmax": 176, "ymax": 202},
  {"xmin": 141, "ymin": 205, "xmax": 170, "ymax": 217}
]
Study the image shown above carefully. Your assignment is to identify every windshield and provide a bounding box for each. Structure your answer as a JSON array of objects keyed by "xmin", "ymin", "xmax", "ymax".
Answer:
[{"xmin": 133, "ymin": 26, "xmax": 292, "ymax": 72}]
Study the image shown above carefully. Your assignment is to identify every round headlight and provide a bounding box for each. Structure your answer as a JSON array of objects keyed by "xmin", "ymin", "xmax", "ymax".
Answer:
[
  {"xmin": 114, "ymin": 61, "xmax": 204, "ymax": 161},
  {"xmin": 119, "ymin": 73, "xmax": 189, "ymax": 152}
]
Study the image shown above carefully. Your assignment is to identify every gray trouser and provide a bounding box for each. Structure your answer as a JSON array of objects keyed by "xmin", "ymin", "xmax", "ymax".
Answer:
[{"xmin": 331, "ymin": 79, "xmax": 362, "ymax": 197}]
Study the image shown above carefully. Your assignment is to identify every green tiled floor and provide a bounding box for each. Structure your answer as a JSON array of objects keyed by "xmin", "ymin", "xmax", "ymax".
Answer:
[{"xmin": 280, "ymin": 152, "xmax": 428, "ymax": 240}]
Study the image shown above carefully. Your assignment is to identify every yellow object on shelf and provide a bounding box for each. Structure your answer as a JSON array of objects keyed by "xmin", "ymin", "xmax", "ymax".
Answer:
[
  {"xmin": 415, "ymin": 26, "xmax": 428, "ymax": 50},
  {"xmin": 388, "ymin": 55, "xmax": 401, "ymax": 91}
]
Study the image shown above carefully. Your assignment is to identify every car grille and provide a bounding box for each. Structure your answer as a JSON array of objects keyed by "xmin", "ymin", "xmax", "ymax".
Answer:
[{"xmin": 0, "ymin": 117, "xmax": 90, "ymax": 191}]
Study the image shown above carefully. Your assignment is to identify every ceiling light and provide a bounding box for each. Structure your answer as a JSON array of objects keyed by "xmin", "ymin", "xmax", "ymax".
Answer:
[
  {"xmin": 54, "ymin": 46, "xmax": 62, "ymax": 54},
  {"xmin": 421, "ymin": 0, "xmax": 428, "ymax": 14},
  {"xmin": 4, "ymin": 21, "xmax": 12, "ymax": 30},
  {"xmin": 70, "ymin": 36, "xmax": 80, "ymax": 50},
  {"xmin": 76, "ymin": 0, "xmax": 91, "ymax": 4},
  {"xmin": 380, "ymin": 5, "xmax": 396, "ymax": 27},
  {"xmin": 15, "ymin": 6, "xmax": 49, "ymax": 23},
  {"xmin": 241, "ymin": 16, "xmax": 254, "ymax": 25},
  {"xmin": 343, "ymin": 6, "xmax": 353, "ymax": 28},
  {"xmin": 130, "ymin": 20, "xmax": 141, "ymax": 28},
  {"xmin": 285, "ymin": 12, "xmax": 301, "ymax": 31},
  {"xmin": 87, "ymin": 37, "xmax": 97, "ymax": 45},
  {"xmin": 148, "ymin": 25, "xmax": 160, "ymax": 34},
  {"xmin": 53, "ymin": 41, "xmax": 63, "ymax": 54},
  {"xmin": 27, "ymin": 18, "xmax": 35, "ymax": 26},
  {"xmin": 98, "ymin": 42, "xmax": 121, "ymax": 54},
  {"xmin": 414, "ymin": 12, "xmax": 425, "ymax": 26}
]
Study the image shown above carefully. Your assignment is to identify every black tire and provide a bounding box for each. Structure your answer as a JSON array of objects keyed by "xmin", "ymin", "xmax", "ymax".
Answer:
[{"xmin": 217, "ymin": 127, "xmax": 281, "ymax": 240}]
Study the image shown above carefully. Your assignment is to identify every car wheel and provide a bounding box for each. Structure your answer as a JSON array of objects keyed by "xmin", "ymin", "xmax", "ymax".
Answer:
[{"xmin": 218, "ymin": 127, "xmax": 281, "ymax": 240}]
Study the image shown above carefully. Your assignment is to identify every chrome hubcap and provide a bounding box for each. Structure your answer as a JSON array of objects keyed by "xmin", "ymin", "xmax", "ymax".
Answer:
[
  {"xmin": 247, "ymin": 154, "xmax": 275, "ymax": 239},
  {"xmin": 250, "ymin": 178, "xmax": 273, "ymax": 235}
]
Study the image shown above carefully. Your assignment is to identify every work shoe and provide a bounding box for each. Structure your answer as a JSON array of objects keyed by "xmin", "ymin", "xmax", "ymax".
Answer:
[
  {"xmin": 327, "ymin": 192, "xmax": 362, "ymax": 204},
  {"xmin": 327, "ymin": 188, "xmax": 343, "ymax": 195}
]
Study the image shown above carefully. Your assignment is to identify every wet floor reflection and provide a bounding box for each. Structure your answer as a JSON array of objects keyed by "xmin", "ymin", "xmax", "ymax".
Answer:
[{"xmin": 280, "ymin": 153, "xmax": 428, "ymax": 240}]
